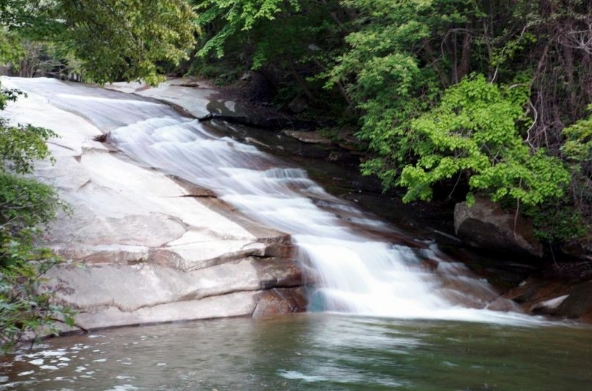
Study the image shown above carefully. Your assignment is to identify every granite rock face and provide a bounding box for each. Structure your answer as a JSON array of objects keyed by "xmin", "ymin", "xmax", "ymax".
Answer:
[{"xmin": 2, "ymin": 77, "xmax": 306, "ymax": 331}]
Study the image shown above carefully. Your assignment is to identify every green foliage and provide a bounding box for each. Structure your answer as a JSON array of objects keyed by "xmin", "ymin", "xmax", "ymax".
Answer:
[
  {"xmin": 563, "ymin": 106, "xmax": 592, "ymax": 164},
  {"xmin": 0, "ymin": 0, "xmax": 61, "ymax": 35},
  {"xmin": 0, "ymin": 119, "xmax": 57, "ymax": 174},
  {"xmin": 328, "ymin": 0, "xmax": 443, "ymax": 189},
  {"xmin": 194, "ymin": 0, "xmax": 301, "ymax": 58},
  {"xmin": 398, "ymin": 75, "xmax": 570, "ymax": 206},
  {"xmin": 318, "ymin": 0, "xmax": 590, "ymax": 247},
  {"xmin": 187, "ymin": 56, "xmax": 247, "ymax": 85},
  {"xmin": 191, "ymin": 0, "xmax": 349, "ymax": 113},
  {"xmin": 0, "ymin": 83, "xmax": 71, "ymax": 353},
  {"xmin": 57, "ymin": 0, "xmax": 197, "ymax": 84},
  {"xmin": 0, "ymin": 28, "xmax": 25, "ymax": 66},
  {"xmin": 0, "ymin": 228, "xmax": 75, "ymax": 353},
  {"xmin": 1, "ymin": 0, "xmax": 197, "ymax": 84},
  {"xmin": 328, "ymin": 0, "xmax": 433, "ymax": 101},
  {"xmin": 0, "ymin": 1, "xmax": 77, "ymax": 79},
  {"xmin": 0, "ymin": 174, "xmax": 61, "ymax": 236},
  {"xmin": 561, "ymin": 107, "xmax": 592, "ymax": 239},
  {"xmin": 358, "ymin": 74, "xmax": 572, "ymax": 208},
  {"xmin": 528, "ymin": 202, "xmax": 588, "ymax": 244},
  {"xmin": 0, "ymin": 85, "xmax": 21, "ymax": 109}
]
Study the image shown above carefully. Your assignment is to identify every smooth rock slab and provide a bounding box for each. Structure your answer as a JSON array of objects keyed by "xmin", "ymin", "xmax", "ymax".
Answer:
[
  {"xmin": 75, "ymin": 292, "xmax": 260, "ymax": 329},
  {"xmin": 45, "ymin": 257, "xmax": 304, "ymax": 329},
  {"xmin": 2, "ymin": 76, "xmax": 305, "ymax": 330},
  {"xmin": 107, "ymin": 78, "xmax": 223, "ymax": 118}
]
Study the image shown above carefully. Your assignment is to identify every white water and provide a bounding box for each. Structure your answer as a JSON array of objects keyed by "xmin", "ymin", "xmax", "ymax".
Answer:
[{"xmin": 4, "ymin": 77, "xmax": 541, "ymax": 324}]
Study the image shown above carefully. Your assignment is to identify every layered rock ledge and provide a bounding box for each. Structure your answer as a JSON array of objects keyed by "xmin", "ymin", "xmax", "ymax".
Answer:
[{"xmin": 2, "ymin": 77, "xmax": 306, "ymax": 331}]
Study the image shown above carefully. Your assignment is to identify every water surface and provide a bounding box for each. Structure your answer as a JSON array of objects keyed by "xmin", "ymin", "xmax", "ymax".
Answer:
[{"xmin": 1, "ymin": 315, "xmax": 590, "ymax": 391}]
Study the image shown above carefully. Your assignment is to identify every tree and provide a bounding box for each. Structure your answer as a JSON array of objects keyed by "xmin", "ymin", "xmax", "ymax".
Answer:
[
  {"xmin": 1, "ymin": 0, "xmax": 198, "ymax": 84},
  {"xmin": 399, "ymin": 75, "xmax": 569, "ymax": 207},
  {"xmin": 188, "ymin": 0, "xmax": 592, "ymax": 246},
  {"xmin": 322, "ymin": 0, "xmax": 591, "ymax": 244},
  {"xmin": 192, "ymin": 0, "xmax": 352, "ymax": 106},
  {"xmin": 57, "ymin": 0, "xmax": 197, "ymax": 84}
]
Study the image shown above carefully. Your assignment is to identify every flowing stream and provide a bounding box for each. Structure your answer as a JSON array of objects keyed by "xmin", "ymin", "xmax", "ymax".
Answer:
[
  {"xmin": 4, "ymin": 77, "xmax": 526, "ymax": 323},
  {"xmin": 2, "ymin": 78, "xmax": 591, "ymax": 390}
]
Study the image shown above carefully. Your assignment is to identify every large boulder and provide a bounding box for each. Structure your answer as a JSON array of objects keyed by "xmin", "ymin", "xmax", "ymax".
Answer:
[
  {"xmin": 454, "ymin": 196, "xmax": 543, "ymax": 257},
  {"xmin": 561, "ymin": 240, "xmax": 592, "ymax": 262}
]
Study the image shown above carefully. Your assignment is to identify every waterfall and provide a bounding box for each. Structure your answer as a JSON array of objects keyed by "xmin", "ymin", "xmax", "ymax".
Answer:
[{"xmin": 5, "ymin": 77, "xmax": 534, "ymax": 323}]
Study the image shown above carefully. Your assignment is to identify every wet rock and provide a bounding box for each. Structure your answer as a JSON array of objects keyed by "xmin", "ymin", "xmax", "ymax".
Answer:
[
  {"xmin": 167, "ymin": 174, "xmax": 217, "ymax": 198},
  {"xmin": 486, "ymin": 297, "xmax": 524, "ymax": 312},
  {"xmin": 336, "ymin": 127, "xmax": 366, "ymax": 151},
  {"xmin": 500, "ymin": 277, "xmax": 592, "ymax": 321},
  {"xmin": 553, "ymin": 281, "xmax": 592, "ymax": 319},
  {"xmin": 254, "ymin": 258, "xmax": 304, "ymax": 289},
  {"xmin": 283, "ymin": 130, "xmax": 332, "ymax": 145},
  {"xmin": 530, "ymin": 295, "xmax": 570, "ymax": 315},
  {"xmin": 171, "ymin": 81, "xmax": 200, "ymax": 88},
  {"xmin": 93, "ymin": 133, "xmax": 109, "ymax": 142},
  {"xmin": 419, "ymin": 258, "xmax": 439, "ymax": 272},
  {"xmin": 108, "ymin": 78, "xmax": 219, "ymax": 118},
  {"xmin": 74, "ymin": 292, "xmax": 260, "ymax": 329},
  {"xmin": 198, "ymin": 113, "xmax": 321, "ymax": 131},
  {"xmin": 437, "ymin": 277, "xmax": 499, "ymax": 308},
  {"xmin": 431, "ymin": 259, "xmax": 503, "ymax": 309},
  {"xmin": 454, "ymin": 196, "xmax": 543, "ymax": 257},
  {"xmin": 438, "ymin": 289, "xmax": 485, "ymax": 309},
  {"xmin": 503, "ymin": 278, "xmax": 568, "ymax": 306},
  {"xmin": 252, "ymin": 288, "xmax": 307, "ymax": 318}
]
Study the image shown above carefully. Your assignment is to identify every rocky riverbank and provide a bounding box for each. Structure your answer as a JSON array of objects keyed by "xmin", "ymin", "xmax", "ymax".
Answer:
[
  {"xmin": 115, "ymin": 77, "xmax": 592, "ymax": 323},
  {"xmin": 2, "ymin": 77, "xmax": 307, "ymax": 332},
  {"xmin": 4, "ymin": 75, "xmax": 592, "ymax": 329}
]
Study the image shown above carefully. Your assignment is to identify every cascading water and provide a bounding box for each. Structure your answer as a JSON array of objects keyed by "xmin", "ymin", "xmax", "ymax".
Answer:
[{"xmin": 5, "ymin": 77, "xmax": 533, "ymax": 323}]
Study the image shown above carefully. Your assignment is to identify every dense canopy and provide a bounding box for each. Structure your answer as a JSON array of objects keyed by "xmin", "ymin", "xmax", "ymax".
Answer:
[
  {"xmin": 189, "ymin": 0, "xmax": 592, "ymax": 245},
  {"xmin": 0, "ymin": 0, "xmax": 197, "ymax": 83}
]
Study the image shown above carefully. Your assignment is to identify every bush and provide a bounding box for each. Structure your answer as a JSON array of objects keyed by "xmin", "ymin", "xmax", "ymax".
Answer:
[
  {"xmin": 361, "ymin": 75, "xmax": 571, "ymax": 208},
  {"xmin": 0, "ymin": 228, "xmax": 75, "ymax": 352}
]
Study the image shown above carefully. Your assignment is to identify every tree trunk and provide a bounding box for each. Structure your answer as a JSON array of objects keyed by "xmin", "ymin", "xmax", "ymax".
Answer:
[{"xmin": 457, "ymin": 29, "xmax": 472, "ymax": 81}]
